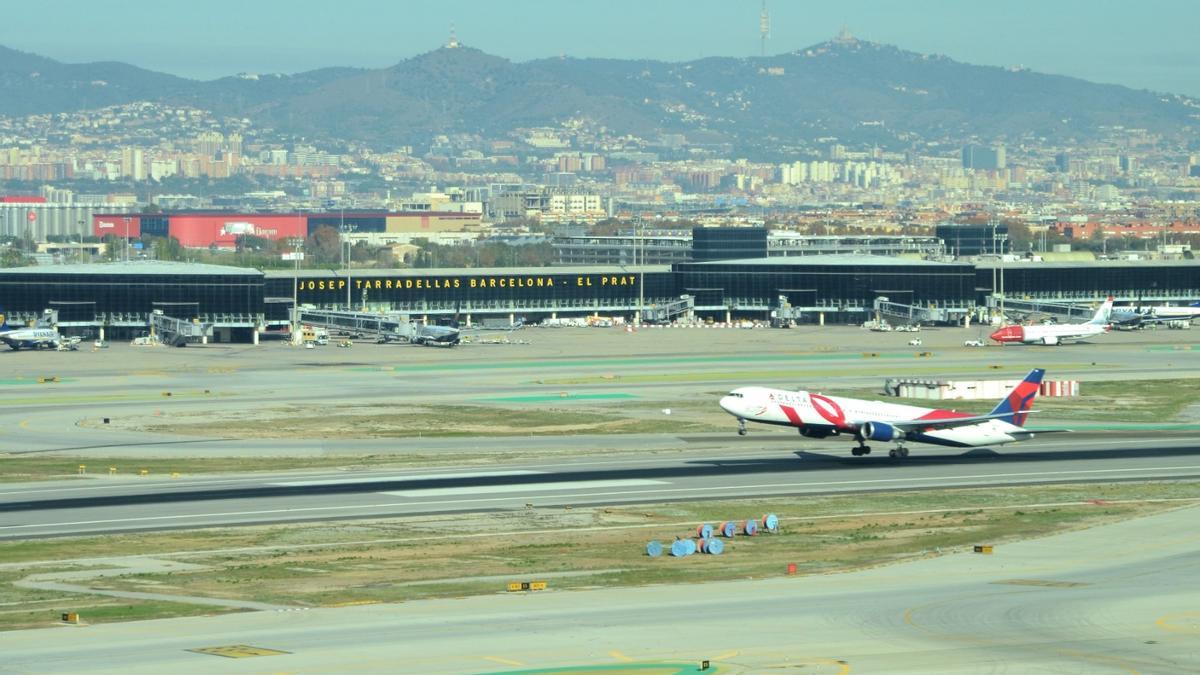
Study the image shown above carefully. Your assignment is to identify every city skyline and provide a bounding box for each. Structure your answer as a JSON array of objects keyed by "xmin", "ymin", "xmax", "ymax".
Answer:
[{"xmin": 1, "ymin": 0, "xmax": 1198, "ymax": 97}]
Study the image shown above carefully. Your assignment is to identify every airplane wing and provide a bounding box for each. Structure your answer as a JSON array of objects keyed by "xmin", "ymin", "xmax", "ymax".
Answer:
[
  {"xmin": 1134, "ymin": 315, "xmax": 1190, "ymax": 326},
  {"xmin": 865, "ymin": 411, "xmax": 1039, "ymax": 433}
]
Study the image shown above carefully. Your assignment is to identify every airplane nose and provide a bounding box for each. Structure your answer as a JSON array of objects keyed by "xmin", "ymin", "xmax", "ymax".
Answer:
[
  {"xmin": 719, "ymin": 396, "xmax": 738, "ymax": 415},
  {"xmin": 990, "ymin": 326, "xmax": 1022, "ymax": 343}
]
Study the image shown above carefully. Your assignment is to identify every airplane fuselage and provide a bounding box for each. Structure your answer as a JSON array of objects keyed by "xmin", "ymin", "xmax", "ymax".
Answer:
[
  {"xmin": 991, "ymin": 297, "xmax": 1113, "ymax": 345},
  {"xmin": 989, "ymin": 323, "xmax": 1109, "ymax": 345},
  {"xmin": 719, "ymin": 386, "xmax": 1029, "ymax": 448},
  {"xmin": 0, "ymin": 328, "xmax": 62, "ymax": 350}
]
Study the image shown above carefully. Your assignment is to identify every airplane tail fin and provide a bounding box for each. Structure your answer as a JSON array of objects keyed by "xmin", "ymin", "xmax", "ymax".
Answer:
[
  {"xmin": 988, "ymin": 368, "xmax": 1045, "ymax": 427},
  {"xmin": 1088, "ymin": 296, "xmax": 1114, "ymax": 325}
]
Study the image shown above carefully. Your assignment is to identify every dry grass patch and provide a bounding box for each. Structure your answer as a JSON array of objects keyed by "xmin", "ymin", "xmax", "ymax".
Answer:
[{"xmin": 2, "ymin": 482, "xmax": 1197, "ymax": 630}]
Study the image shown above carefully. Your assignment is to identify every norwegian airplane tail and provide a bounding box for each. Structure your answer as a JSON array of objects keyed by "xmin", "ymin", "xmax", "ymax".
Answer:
[{"xmin": 1087, "ymin": 297, "xmax": 1114, "ymax": 325}]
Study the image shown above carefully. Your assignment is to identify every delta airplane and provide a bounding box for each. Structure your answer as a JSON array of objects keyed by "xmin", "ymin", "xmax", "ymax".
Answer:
[
  {"xmin": 719, "ymin": 368, "xmax": 1052, "ymax": 458},
  {"xmin": 990, "ymin": 297, "xmax": 1113, "ymax": 345}
]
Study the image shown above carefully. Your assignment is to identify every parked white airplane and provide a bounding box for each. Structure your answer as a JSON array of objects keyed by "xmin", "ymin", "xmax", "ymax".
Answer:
[
  {"xmin": 1110, "ymin": 301, "xmax": 1200, "ymax": 328},
  {"xmin": 0, "ymin": 311, "xmax": 77, "ymax": 351},
  {"xmin": 990, "ymin": 297, "xmax": 1113, "ymax": 345},
  {"xmin": 719, "ymin": 368, "xmax": 1052, "ymax": 457}
]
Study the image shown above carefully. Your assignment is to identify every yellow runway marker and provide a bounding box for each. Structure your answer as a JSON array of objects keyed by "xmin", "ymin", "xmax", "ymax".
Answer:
[
  {"xmin": 483, "ymin": 656, "xmax": 526, "ymax": 667},
  {"xmin": 711, "ymin": 650, "xmax": 739, "ymax": 661},
  {"xmin": 18, "ymin": 419, "xmax": 30, "ymax": 429},
  {"xmin": 188, "ymin": 645, "xmax": 290, "ymax": 659},
  {"xmin": 609, "ymin": 651, "xmax": 633, "ymax": 662},
  {"xmin": 1155, "ymin": 611, "xmax": 1200, "ymax": 634}
]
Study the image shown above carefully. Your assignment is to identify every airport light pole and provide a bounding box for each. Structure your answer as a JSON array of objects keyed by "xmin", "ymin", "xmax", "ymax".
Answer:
[
  {"xmin": 636, "ymin": 216, "xmax": 644, "ymax": 327},
  {"xmin": 285, "ymin": 236, "xmax": 305, "ymax": 344},
  {"xmin": 341, "ymin": 222, "xmax": 357, "ymax": 309},
  {"xmin": 997, "ymin": 233, "xmax": 1007, "ymax": 324}
]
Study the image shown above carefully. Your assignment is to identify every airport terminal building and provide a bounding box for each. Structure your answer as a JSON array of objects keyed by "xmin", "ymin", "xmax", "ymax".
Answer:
[
  {"xmin": 1, "ymin": 253, "xmax": 1198, "ymax": 342},
  {"xmin": 1, "ymin": 228, "xmax": 1198, "ymax": 340}
]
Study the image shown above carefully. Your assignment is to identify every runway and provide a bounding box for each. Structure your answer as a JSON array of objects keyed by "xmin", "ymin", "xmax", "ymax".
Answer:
[
  {"xmin": 3, "ymin": 433, "xmax": 1199, "ymax": 539},
  {"xmin": 2, "ymin": 501, "xmax": 1197, "ymax": 673}
]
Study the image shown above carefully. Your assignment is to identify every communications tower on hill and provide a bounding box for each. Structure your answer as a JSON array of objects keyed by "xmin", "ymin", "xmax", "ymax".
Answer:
[{"xmin": 759, "ymin": 1, "xmax": 770, "ymax": 57}]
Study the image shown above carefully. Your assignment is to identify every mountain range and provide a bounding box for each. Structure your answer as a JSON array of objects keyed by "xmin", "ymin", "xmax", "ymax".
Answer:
[{"xmin": 3, "ymin": 38, "xmax": 1198, "ymax": 156}]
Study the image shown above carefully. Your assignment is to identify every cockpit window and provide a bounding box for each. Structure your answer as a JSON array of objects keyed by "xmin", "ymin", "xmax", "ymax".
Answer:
[{"xmin": 727, "ymin": 392, "xmax": 743, "ymax": 398}]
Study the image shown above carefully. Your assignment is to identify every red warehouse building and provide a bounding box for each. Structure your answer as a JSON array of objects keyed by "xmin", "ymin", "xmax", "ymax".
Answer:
[{"xmin": 94, "ymin": 213, "xmax": 308, "ymax": 248}]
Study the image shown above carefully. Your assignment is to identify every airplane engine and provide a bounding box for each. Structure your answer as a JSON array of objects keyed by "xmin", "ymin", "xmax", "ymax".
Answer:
[
  {"xmin": 861, "ymin": 421, "xmax": 899, "ymax": 442},
  {"xmin": 1041, "ymin": 335, "xmax": 1059, "ymax": 345},
  {"xmin": 799, "ymin": 427, "xmax": 836, "ymax": 438}
]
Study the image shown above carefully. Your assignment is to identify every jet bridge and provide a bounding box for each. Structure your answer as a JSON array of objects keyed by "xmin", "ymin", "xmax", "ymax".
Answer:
[
  {"xmin": 988, "ymin": 296, "xmax": 1100, "ymax": 323},
  {"xmin": 150, "ymin": 311, "xmax": 214, "ymax": 347},
  {"xmin": 295, "ymin": 308, "xmax": 460, "ymax": 345},
  {"xmin": 873, "ymin": 296, "xmax": 967, "ymax": 325},
  {"xmin": 770, "ymin": 295, "xmax": 805, "ymax": 327},
  {"xmin": 641, "ymin": 295, "xmax": 693, "ymax": 324}
]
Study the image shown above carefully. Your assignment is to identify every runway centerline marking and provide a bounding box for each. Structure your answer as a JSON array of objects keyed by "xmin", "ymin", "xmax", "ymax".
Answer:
[
  {"xmin": 272, "ymin": 470, "xmax": 544, "ymax": 487},
  {"xmin": 5, "ymin": 468, "xmax": 1200, "ymax": 535},
  {"xmin": 1, "ymin": 435, "xmax": 1194, "ymax": 497},
  {"xmin": 482, "ymin": 656, "xmax": 525, "ymax": 667},
  {"xmin": 380, "ymin": 478, "xmax": 666, "ymax": 497}
]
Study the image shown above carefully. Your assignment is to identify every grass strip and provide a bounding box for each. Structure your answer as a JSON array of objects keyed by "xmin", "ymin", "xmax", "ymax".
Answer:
[{"xmin": 0, "ymin": 481, "xmax": 1194, "ymax": 631}]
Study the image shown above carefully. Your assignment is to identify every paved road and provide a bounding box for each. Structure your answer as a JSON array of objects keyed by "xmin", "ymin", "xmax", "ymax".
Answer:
[
  {"xmin": 3, "ymin": 433, "xmax": 1198, "ymax": 539},
  {"xmin": 2, "ymin": 502, "xmax": 1197, "ymax": 673}
]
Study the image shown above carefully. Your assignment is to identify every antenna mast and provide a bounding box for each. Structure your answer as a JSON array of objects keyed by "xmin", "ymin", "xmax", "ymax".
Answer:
[{"xmin": 759, "ymin": 1, "xmax": 770, "ymax": 57}]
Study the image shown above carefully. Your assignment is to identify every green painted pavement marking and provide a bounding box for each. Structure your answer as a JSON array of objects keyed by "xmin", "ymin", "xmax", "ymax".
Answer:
[
  {"xmin": 350, "ymin": 351, "xmax": 1002, "ymax": 374},
  {"xmin": 1146, "ymin": 345, "xmax": 1199, "ymax": 351},
  {"xmin": 483, "ymin": 393, "xmax": 636, "ymax": 402}
]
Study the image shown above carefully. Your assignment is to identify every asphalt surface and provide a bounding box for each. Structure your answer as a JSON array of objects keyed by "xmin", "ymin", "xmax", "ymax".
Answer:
[
  {"xmin": 3, "ymin": 433, "xmax": 1200, "ymax": 538},
  {"xmin": 2, "ymin": 325, "xmax": 1199, "ymax": 672},
  {"xmin": 1, "ymin": 503, "xmax": 1197, "ymax": 673}
]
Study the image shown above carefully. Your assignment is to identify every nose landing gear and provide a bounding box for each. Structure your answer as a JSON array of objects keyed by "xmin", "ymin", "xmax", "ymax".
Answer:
[{"xmin": 737, "ymin": 418, "xmax": 747, "ymax": 436}]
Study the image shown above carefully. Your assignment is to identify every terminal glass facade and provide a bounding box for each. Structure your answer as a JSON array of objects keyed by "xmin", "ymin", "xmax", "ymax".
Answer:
[
  {"xmin": 0, "ymin": 269, "xmax": 263, "ymax": 321},
  {"xmin": 979, "ymin": 264, "xmax": 1200, "ymax": 300},
  {"xmin": 936, "ymin": 223, "xmax": 1008, "ymax": 257},
  {"xmin": 691, "ymin": 228, "xmax": 768, "ymax": 262},
  {"xmin": 674, "ymin": 259, "xmax": 976, "ymax": 314}
]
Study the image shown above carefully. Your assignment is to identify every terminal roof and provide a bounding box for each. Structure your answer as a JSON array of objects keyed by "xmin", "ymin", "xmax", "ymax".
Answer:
[
  {"xmin": 0, "ymin": 261, "xmax": 263, "ymax": 276},
  {"xmin": 262, "ymin": 265, "xmax": 672, "ymax": 279},
  {"xmin": 976, "ymin": 258, "xmax": 1200, "ymax": 269},
  {"xmin": 691, "ymin": 254, "xmax": 958, "ymax": 267}
]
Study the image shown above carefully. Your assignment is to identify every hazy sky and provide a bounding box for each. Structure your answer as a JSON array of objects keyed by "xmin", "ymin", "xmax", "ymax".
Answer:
[{"xmin": 5, "ymin": 0, "xmax": 1199, "ymax": 96}]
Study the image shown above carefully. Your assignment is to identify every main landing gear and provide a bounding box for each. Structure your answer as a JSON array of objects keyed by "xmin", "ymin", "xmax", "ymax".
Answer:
[
  {"xmin": 888, "ymin": 446, "xmax": 910, "ymax": 458},
  {"xmin": 737, "ymin": 418, "xmax": 747, "ymax": 436},
  {"xmin": 852, "ymin": 442, "xmax": 872, "ymax": 456}
]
